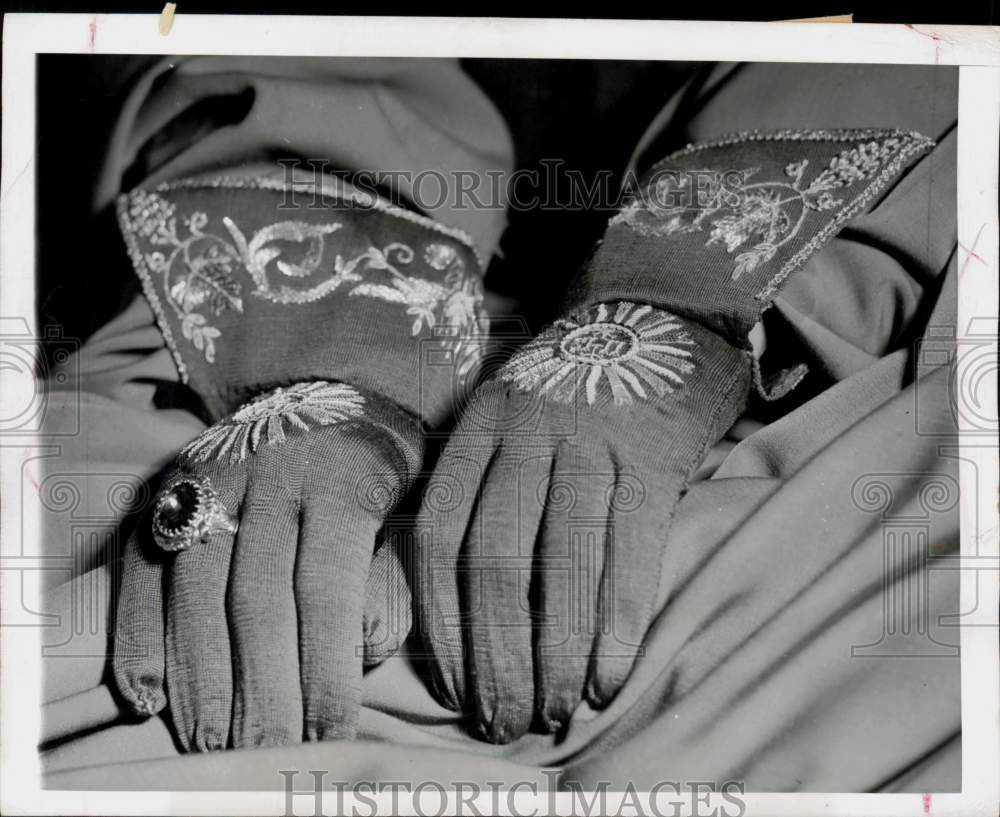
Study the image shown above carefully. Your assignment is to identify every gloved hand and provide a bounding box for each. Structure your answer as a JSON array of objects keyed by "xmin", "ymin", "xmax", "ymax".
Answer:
[
  {"xmin": 114, "ymin": 381, "xmax": 419, "ymax": 749},
  {"xmin": 109, "ymin": 174, "xmax": 487, "ymax": 749},
  {"xmin": 414, "ymin": 129, "xmax": 934, "ymax": 743}
]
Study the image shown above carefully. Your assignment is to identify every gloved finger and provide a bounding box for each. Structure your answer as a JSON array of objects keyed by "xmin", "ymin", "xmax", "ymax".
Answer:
[
  {"xmin": 363, "ymin": 538, "xmax": 412, "ymax": 668},
  {"xmin": 413, "ymin": 431, "xmax": 497, "ymax": 712},
  {"xmin": 113, "ymin": 524, "xmax": 168, "ymax": 717},
  {"xmin": 534, "ymin": 445, "xmax": 611, "ymax": 732},
  {"xmin": 165, "ymin": 462, "xmax": 246, "ymax": 752},
  {"xmin": 227, "ymin": 444, "xmax": 304, "ymax": 749},
  {"xmin": 465, "ymin": 443, "xmax": 553, "ymax": 744},
  {"xmin": 295, "ymin": 433, "xmax": 392, "ymax": 742},
  {"xmin": 586, "ymin": 465, "xmax": 665, "ymax": 709}
]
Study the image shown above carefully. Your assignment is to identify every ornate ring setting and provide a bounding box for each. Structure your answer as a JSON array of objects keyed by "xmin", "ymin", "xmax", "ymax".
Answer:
[{"xmin": 151, "ymin": 474, "xmax": 238, "ymax": 552}]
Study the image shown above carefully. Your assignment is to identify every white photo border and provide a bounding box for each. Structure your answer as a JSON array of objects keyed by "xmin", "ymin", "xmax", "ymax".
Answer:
[{"xmin": 2, "ymin": 13, "xmax": 998, "ymax": 817}]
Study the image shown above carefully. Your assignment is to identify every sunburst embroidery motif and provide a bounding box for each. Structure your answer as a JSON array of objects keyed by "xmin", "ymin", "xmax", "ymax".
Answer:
[
  {"xmin": 501, "ymin": 302, "xmax": 696, "ymax": 406},
  {"xmin": 181, "ymin": 381, "xmax": 366, "ymax": 463}
]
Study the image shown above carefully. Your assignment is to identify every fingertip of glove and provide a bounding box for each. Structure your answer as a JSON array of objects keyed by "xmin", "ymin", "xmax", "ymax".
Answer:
[
  {"xmin": 362, "ymin": 629, "xmax": 408, "ymax": 668},
  {"xmin": 536, "ymin": 695, "xmax": 576, "ymax": 734},
  {"xmin": 538, "ymin": 715, "xmax": 563, "ymax": 735},
  {"xmin": 113, "ymin": 664, "xmax": 166, "ymax": 717},
  {"xmin": 475, "ymin": 719, "xmax": 523, "ymax": 745},
  {"xmin": 428, "ymin": 671, "xmax": 461, "ymax": 712},
  {"xmin": 129, "ymin": 680, "xmax": 167, "ymax": 718},
  {"xmin": 585, "ymin": 648, "xmax": 640, "ymax": 709},
  {"xmin": 474, "ymin": 702, "xmax": 531, "ymax": 745},
  {"xmin": 420, "ymin": 647, "xmax": 465, "ymax": 712},
  {"xmin": 190, "ymin": 725, "xmax": 229, "ymax": 753},
  {"xmin": 474, "ymin": 720, "xmax": 511, "ymax": 745},
  {"xmin": 584, "ymin": 673, "xmax": 623, "ymax": 711},
  {"xmin": 305, "ymin": 721, "xmax": 357, "ymax": 743}
]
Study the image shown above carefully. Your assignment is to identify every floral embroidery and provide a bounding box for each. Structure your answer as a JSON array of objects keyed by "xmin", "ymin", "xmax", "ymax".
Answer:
[
  {"xmin": 423, "ymin": 242, "xmax": 459, "ymax": 271},
  {"xmin": 613, "ymin": 131, "xmax": 932, "ymax": 285},
  {"xmin": 350, "ymin": 241, "xmax": 483, "ymax": 337},
  {"xmin": 121, "ymin": 188, "xmax": 484, "ymax": 369},
  {"xmin": 501, "ymin": 302, "xmax": 696, "ymax": 406},
  {"xmin": 181, "ymin": 381, "xmax": 365, "ymax": 464},
  {"xmin": 124, "ymin": 191, "xmax": 245, "ymax": 363},
  {"xmin": 349, "ymin": 242, "xmax": 488, "ymax": 387}
]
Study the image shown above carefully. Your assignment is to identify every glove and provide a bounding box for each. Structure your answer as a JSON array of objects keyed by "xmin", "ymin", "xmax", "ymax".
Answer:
[
  {"xmin": 111, "ymin": 174, "xmax": 487, "ymax": 749},
  {"xmin": 115, "ymin": 381, "xmax": 419, "ymax": 748},
  {"xmin": 414, "ymin": 129, "xmax": 933, "ymax": 743}
]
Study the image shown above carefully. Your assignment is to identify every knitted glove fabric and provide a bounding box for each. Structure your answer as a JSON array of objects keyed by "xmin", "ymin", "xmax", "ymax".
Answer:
[
  {"xmin": 115, "ymin": 382, "xmax": 419, "ymax": 749},
  {"xmin": 414, "ymin": 129, "xmax": 933, "ymax": 744},
  {"xmin": 111, "ymin": 175, "xmax": 487, "ymax": 749}
]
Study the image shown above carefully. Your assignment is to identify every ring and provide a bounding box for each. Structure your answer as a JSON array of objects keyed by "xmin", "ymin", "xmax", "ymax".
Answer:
[{"xmin": 151, "ymin": 474, "xmax": 238, "ymax": 552}]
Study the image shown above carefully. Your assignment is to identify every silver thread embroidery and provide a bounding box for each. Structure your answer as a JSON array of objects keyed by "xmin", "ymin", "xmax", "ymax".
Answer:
[
  {"xmin": 501, "ymin": 302, "xmax": 696, "ymax": 406},
  {"xmin": 222, "ymin": 218, "xmax": 345, "ymax": 300},
  {"xmin": 613, "ymin": 131, "xmax": 931, "ymax": 284},
  {"xmin": 349, "ymin": 241, "xmax": 489, "ymax": 391},
  {"xmin": 160, "ymin": 174, "xmax": 484, "ymax": 269},
  {"xmin": 124, "ymin": 191, "xmax": 245, "ymax": 364},
  {"xmin": 123, "ymin": 190, "xmax": 485, "ymax": 371},
  {"xmin": 181, "ymin": 381, "xmax": 365, "ymax": 464},
  {"xmin": 351, "ymin": 240, "xmax": 485, "ymax": 360}
]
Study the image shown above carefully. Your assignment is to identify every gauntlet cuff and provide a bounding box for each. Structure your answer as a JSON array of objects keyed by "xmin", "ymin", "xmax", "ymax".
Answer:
[
  {"xmin": 117, "ymin": 175, "xmax": 487, "ymax": 426},
  {"xmin": 568, "ymin": 129, "xmax": 934, "ymax": 345}
]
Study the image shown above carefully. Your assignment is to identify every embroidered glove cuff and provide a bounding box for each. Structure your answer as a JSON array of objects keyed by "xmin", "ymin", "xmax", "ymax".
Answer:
[
  {"xmin": 568, "ymin": 129, "xmax": 934, "ymax": 345},
  {"xmin": 117, "ymin": 175, "xmax": 488, "ymax": 426}
]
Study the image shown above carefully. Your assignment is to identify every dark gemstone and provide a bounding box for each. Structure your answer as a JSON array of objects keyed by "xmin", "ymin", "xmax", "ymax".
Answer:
[{"xmin": 156, "ymin": 481, "xmax": 199, "ymax": 531}]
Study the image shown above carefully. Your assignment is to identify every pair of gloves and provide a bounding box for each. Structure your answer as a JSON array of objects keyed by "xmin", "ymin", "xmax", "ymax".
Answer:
[{"xmin": 114, "ymin": 129, "xmax": 933, "ymax": 749}]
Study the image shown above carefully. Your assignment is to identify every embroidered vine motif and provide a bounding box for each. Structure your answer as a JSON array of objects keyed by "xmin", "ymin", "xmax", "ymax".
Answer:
[
  {"xmin": 613, "ymin": 135, "xmax": 913, "ymax": 282},
  {"xmin": 181, "ymin": 381, "xmax": 365, "ymax": 464},
  {"xmin": 349, "ymin": 241, "xmax": 479, "ymax": 335},
  {"xmin": 123, "ymin": 190, "xmax": 482, "ymax": 366},
  {"xmin": 501, "ymin": 302, "xmax": 696, "ymax": 406},
  {"xmin": 349, "ymin": 240, "xmax": 489, "ymax": 384},
  {"xmin": 124, "ymin": 191, "xmax": 245, "ymax": 363}
]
